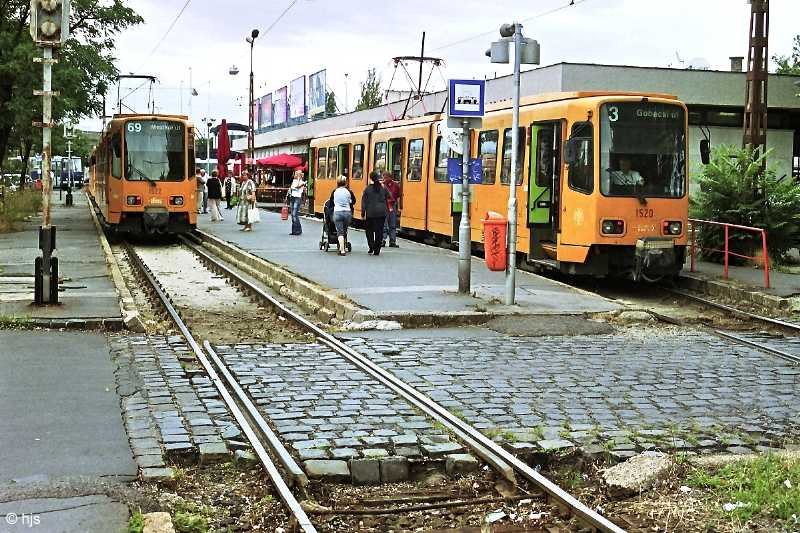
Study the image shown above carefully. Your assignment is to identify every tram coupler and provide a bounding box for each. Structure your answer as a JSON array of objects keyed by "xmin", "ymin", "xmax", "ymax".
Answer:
[{"xmin": 34, "ymin": 225, "xmax": 59, "ymax": 305}]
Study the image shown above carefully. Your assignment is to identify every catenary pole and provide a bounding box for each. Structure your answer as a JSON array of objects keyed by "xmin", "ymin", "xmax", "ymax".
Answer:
[{"xmin": 505, "ymin": 24, "xmax": 522, "ymax": 305}]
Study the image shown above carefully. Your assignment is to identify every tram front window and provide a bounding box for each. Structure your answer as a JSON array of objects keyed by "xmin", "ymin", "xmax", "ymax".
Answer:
[
  {"xmin": 125, "ymin": 120, "xmax": 185, "ymax": 181},
  {"xmin": 600, "ymin": 102, "xmax": 686, "ymax": 198}
]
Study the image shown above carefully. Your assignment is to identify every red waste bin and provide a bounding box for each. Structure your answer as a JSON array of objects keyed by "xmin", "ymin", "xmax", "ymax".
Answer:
[{"xmin": 483, "ymin": 211, "xmax": 507, "ymax": 271}]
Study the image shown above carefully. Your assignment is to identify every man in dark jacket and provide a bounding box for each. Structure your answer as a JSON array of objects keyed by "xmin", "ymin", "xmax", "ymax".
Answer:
[{"xmin": 361, "ymin": 171, "xmax": 389, "ymax": 255}]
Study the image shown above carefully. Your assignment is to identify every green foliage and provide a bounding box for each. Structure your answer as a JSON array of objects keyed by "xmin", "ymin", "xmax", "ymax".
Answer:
[
  {"xmin": 690, "ymin": 144, "xmax": 800, "ymax": 264},
  {"xmin": 173, "ymin": 511, "xmax": 208, "ymax": 533},
  {"xmin": 354, "ymin": 68, "xmax": 382, "ymax": 111},
  {"xmin": 0, "ymin": 0, "xmax": 143, "ymax": 175},
  {"xmin": 127, "ymin": 512, "xmax": 144, "ymax": 533},
  {"xmin": 687, "ymin": 455, "xmax": 800, "ymax": 527},
  {"xmin": 773, "ymin": 35, "xmax": 800, "ymax": 75},
  {"xmin": 0, "ymin": 189, "xmax": 43, "ymax": 232},
  {"xmin": 325, "ymin": 91, "xmax": 337, "ymax": 116}
]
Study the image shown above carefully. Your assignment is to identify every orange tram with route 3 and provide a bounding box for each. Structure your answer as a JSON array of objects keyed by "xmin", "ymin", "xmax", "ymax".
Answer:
[
  {"xmin": 309, "ymin": 91, "xmax": 689, "ymax": 280},
  {"xmin": 88, "ymin": 114, "xmax": 197, "ymax": 237}
]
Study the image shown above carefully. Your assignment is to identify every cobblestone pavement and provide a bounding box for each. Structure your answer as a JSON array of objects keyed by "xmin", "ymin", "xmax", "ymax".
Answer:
[
  {"xmin": 112, "ymin": 335, "xmax": 235, "ymax": 476},
  {"xmin": 215, "ymin": 343, "xmax": 464, "ymax": 462},
  {"xmin": 729, "ymin": 330, "xmax": 800, "ymax": 358},
  {"xmin": 337, "ymin": 328, "xmax": 800, "ymax": 457}
]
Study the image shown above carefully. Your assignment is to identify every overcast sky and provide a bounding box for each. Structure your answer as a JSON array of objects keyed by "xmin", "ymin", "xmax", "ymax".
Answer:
[{"xmin": 79, "ymin": 0, "xmax": 800, "ymax": 132}]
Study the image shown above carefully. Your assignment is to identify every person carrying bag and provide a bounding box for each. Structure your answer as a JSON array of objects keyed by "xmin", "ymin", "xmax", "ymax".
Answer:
[{"xmin": 236, "ymin": 171, "xmax": 259, "ymax": 232}]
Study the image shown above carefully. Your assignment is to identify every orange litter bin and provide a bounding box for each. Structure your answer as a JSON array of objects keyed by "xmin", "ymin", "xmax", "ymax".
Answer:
[
  {"xmin": 280, "ymin": 205, "xmax": 289, "ymax": 220},
  {"xmin": 483, "ymin": 211, "xmax": 507, "ymax": 272}
]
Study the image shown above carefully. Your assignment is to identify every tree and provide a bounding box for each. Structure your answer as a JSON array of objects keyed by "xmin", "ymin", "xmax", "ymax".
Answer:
[
  {"xmin": 691, "ymin": 145, "xmax": 800, "ymax": 264},
  {"xmin": 325, "ymin": 91, "xmax": 337, "ymax": 116},
  {"xmin": 0, "ymin": 0, "xmax": 142, "ymax": 185},
  {"xmin": 354, "ymin": 68, "xmax": 382, "ymax": 112},
  {"xmin": 773, "ymin": 35, "xmax": 800, "ymax": 74}
]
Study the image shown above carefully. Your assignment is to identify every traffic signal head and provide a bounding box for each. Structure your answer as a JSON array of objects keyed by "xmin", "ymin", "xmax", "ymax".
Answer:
[{"xmin": 30, "ymin": 0, "xmax": 71, "ymax": 45}]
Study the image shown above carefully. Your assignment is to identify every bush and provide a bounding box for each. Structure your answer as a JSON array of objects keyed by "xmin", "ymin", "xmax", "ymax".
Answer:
[
  {"xmin": 690, "ymin": 144, "xmax": 800, "ymax": 264},
  {"xmin": 0, "ymin": 189, "xmax": 42, "ymax": 232}
]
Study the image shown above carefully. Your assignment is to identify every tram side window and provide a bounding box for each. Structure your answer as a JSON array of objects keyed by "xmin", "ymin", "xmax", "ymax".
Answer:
[
  {"xmin": 316, "ymin": 148, "xmax": 327, "ymax": 180},
  {"xmin": 328, "ymin": 147, "xmax": 338, "ymax": 179},
  {"xmin": 353, "ymin": 144, "xmax": 364, "ymax": 179},
  {"xmin": 373, "ymin": 142, "xmax": 387, "ymax": 173},
  {"xmin": 434, "ymin": 137, "xmax": 449, "ymax": 183},
  {"xmin": 111, "ymin": 132, "xmax": 122, "ymax": 179},
  {"xmin": 567, "ymin": 123, "xmax": 593, "ymax": 194},
  {"xmin": 478, "ymin": 130, "xmax": 498, "ymax": 185},
  {"xmin": 500, "ymin": 127, "xmax": 525, "ymax": 185},
  {"xmin": 534, "ymin": 124, "xmax": 561, "ymax": 187},
  {"xmin": 407, "ymin": 139, "xmax": 424, "ymax": 182}
]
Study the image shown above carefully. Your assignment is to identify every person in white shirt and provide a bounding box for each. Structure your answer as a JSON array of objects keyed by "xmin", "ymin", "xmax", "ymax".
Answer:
[
  {"xmin": 288, "ymin": 170, "xmax": 306, "ymax": 236},
  {"xmin": 195, "ymin": 168, "xmax": 207, "ymax": 213},
  {"xmin": 610, "ymin": 157, "xmax": 643, "ymax": 187}
]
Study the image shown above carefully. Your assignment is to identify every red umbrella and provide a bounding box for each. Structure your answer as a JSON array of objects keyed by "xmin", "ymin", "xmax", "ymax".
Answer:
[
  {"xmin": 216, "ymin": 119, "xmax": 230, "ymax": 178},
  {"xmin": 257, "ymin": 153, "xmax": 303, "ymax": 168}
]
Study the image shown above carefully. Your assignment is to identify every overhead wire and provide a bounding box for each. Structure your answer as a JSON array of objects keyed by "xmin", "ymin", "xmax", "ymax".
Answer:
[
  {"xmin": 136, "ymin": 0, "xmax": 193, "ymax": 71},
  {"xmin": 431, "ymin": 0, "xmax": 593, "ymax": 52}
]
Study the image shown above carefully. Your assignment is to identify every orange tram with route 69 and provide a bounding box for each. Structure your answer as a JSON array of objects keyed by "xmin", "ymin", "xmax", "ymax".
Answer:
[
  {"xmin": 309, "ymin": 91, "xmax": 689, "ymax": 280},
  {"xmin": 88, "ymin": 114, "xmax": 197, "ymax": 237}
]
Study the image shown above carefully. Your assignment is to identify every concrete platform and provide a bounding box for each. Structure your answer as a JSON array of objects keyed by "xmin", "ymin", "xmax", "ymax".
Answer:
[
  {"xmin": 198, "ymin": 209, "xmax": 618, "ymax": 320},
  {"xmin": 0, "ymin": 190, "xmax": 121, "ymax": 325},
  {"xmin": 0, "ymin": 331, "xmax": 136, "ymax": 532},
  {"xmin": 680, "ymin": 256, "xmax": 800, "ymax": 312}
]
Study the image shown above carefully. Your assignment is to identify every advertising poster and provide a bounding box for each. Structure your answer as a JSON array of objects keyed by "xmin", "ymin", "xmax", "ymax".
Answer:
[
  {"xmin": 289, "ymin": 76, "xmax": 306, "ymax": 119},
  {"xmin": 273, "ymin": 86, "xmax": 288, "ymax": 125},
  {"xmin": 251, "ymin": 98, "xmax": 260, "ymax": 129},
  {"xmin": 259, "ymin": 94, "xmax": 272, "ymax": 128},
  {"xmin": 308, "ymin": 69, "xmax": 326, "ymax": 116}
]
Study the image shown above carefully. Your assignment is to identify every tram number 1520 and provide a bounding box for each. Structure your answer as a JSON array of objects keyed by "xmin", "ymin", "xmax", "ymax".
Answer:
[{"xmin": 636, "ymin": 208, "xmax": 654, "ymax": 218}]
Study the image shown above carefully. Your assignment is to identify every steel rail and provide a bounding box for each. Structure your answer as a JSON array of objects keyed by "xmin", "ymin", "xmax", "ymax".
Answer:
[
  {"xmin": 123, "ymin": 243, "xmax": 317, "ymax": 533},
  {"xmin": 649, "ymin": 305, "xmax": 800, "ymax": 365},
  {"xmin": 182, "ymin": 236, "xmax": 626, "ymax": 533},
  {"xmin": 666, "ymin": 288, "xmax": 800, "ymax": 333}
]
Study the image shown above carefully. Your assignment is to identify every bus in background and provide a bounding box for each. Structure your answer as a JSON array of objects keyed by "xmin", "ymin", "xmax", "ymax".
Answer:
[{"xmin": 52, "ymin": 156, "xmax": 84, "ymax": 188}]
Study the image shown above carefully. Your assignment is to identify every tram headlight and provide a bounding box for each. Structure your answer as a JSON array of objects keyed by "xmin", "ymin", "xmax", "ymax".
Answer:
[
  {"xmin": 601, "ymin": 219, "xmax": 625, "ymax": 235},
  {"xmin": 169, "ymin": 196, "xmax": 184, "ymax": 206},
  {"xmin": 663, "ymin": 221, "xmax": 682, "ymax": 236},
  {"xmin": 126, "ymin": 195, "xmax": 142, "ymax": 206}
]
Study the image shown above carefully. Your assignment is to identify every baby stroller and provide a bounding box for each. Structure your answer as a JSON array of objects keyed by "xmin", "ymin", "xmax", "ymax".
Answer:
[{"xmin": 320, "ymin": 198, "xmax": 351, "ymax": 253}]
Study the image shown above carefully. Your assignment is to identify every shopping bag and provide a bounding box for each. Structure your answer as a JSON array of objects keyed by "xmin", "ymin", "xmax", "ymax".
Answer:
[
  {"xmin": 248, "ymin": 207, "xmax": 261, "ymax": 223},
  {"xmin": 280, "ymin": 205, "xmax": 289, "ymax": 220}
]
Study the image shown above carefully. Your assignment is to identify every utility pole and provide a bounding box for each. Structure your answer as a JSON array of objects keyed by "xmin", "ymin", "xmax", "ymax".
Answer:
[
  {"xmin": 30, "ymin": 0, "xmax": 71, "ymax": 305},
  {"xmin": 246, "ymin": 29, "xmax": 260, "ymax": 169},
  {"xmin": 64, "ymin": 121, "xmax": 74, "ymax": 207},
  {"xmin": 743, "ymin": 0, "xmax": 769, "ymax": 157},
  {"xmin": 488, "ymin": 23, "xmax": 540, "ymax": 305}
]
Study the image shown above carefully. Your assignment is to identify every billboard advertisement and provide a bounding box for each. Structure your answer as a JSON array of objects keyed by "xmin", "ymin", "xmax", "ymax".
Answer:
[
  {"xmin": 308, "ymin": 69, "xmax": 326, "ymax": 116},
  {"xmin": 289, "ymin": 76, "xmax": 306, "ymax": 119},
  {"xmin": 273, "ymin": 86, "xmax": 288, "ymax": 125},
  {"xmin": 259, "ymin": 93, "xmax": 272, "ymax": 129},
  {"xmin": 251, "ymin": 98, "xmax": 260, "ymax": 129}
]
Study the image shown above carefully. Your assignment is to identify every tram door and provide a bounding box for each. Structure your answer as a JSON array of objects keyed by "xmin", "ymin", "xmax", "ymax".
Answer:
[
  {"xmin": 388, "ymin": 138, "xmax": 404, "ymax": 207},
  {"xmin": 528, "ymin": 121, "xmax": 562, "ymax": 259},
  {"xmin": 338, "ymin": 144, "xmax": 350, "ymax": 178}
]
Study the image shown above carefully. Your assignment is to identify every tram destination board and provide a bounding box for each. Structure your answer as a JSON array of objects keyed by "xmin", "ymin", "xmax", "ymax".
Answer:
[{"xmin": 603, "ymin": 101, "xmax": 684, "ymax": 124}]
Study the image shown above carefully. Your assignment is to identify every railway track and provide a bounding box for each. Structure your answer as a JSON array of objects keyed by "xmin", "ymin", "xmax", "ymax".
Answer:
[
  {"xmin": 659, "ymin": 287, "xmax": 800, "ymax": 365},
  {"xmin": 123, "ymin": 237, "xmax": 627, "ymax": 533}
]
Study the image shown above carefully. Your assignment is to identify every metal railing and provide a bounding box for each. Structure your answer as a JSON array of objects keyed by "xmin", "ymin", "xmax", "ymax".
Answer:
[{"xmin": 689, "ymin": 218, "xmax": 770, "ymax": 288}]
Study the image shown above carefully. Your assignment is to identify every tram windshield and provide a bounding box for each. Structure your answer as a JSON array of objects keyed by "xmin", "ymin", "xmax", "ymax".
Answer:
[
  {"xmin": 600, "ymin": 102, "xmax": 686, "ymax": 198},
  {"xmin": 124, "ymin": 120, "xmax": 185, "ymax": 181}
]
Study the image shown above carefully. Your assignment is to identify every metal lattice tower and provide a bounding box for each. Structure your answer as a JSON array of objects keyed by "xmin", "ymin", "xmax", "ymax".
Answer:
[{"xmin": 743, "ymin": 0, "xmax": 769, "ymax": 154}]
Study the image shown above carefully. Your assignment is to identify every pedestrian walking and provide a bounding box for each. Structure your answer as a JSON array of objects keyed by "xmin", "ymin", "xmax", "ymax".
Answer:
[
  {"xmin": 236, "ymin": 171, "xmax": 258, "ymax": 232},
  {"xmin": 331, "ymin": 175, "xmax": 356, "ymax": 256},
  {"xmin": 206, "ymin": 170, "xmax": 224, "ymax": 222},
  {"xmin": 361, "ymin": 171, "xmax": 389, "ymax": 255},
  {"xmin": 382, "ymin": 171, "xmax": 401, "ymax": 247},
  {"xmin": 194, "ymin": 168, "xmax": 206, "ymax": 213},
  {"xmin": 223, "ymin": 173, "xmax": 236, "ymax": 209},
  {"xmin": 288, "ymin": 169, "xmax": 306, "ymax": 235}
]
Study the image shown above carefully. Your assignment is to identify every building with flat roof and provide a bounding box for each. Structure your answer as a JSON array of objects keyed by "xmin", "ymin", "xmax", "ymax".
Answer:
[{"xmin": 233, "ymin": 62, "xmax": 800, "ymax": 181}]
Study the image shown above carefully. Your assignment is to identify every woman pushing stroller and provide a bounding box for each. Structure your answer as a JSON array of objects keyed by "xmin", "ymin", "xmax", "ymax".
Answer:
[{"xmin": 330, "ymin": 175, "xmax": 356, "ymax": 256}]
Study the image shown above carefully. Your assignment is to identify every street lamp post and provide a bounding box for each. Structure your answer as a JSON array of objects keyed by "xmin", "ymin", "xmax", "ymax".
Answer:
[
  {"xmin": 246, "ymin": 29, "xmax": 260, "ymax": 169},
  {"xmin": 488, "ymin": 23, "xmax": 540, "ymax": 305},
  {"xmin": 202, "ymin": 117, "xmax": 216, "ymax": 175}
]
